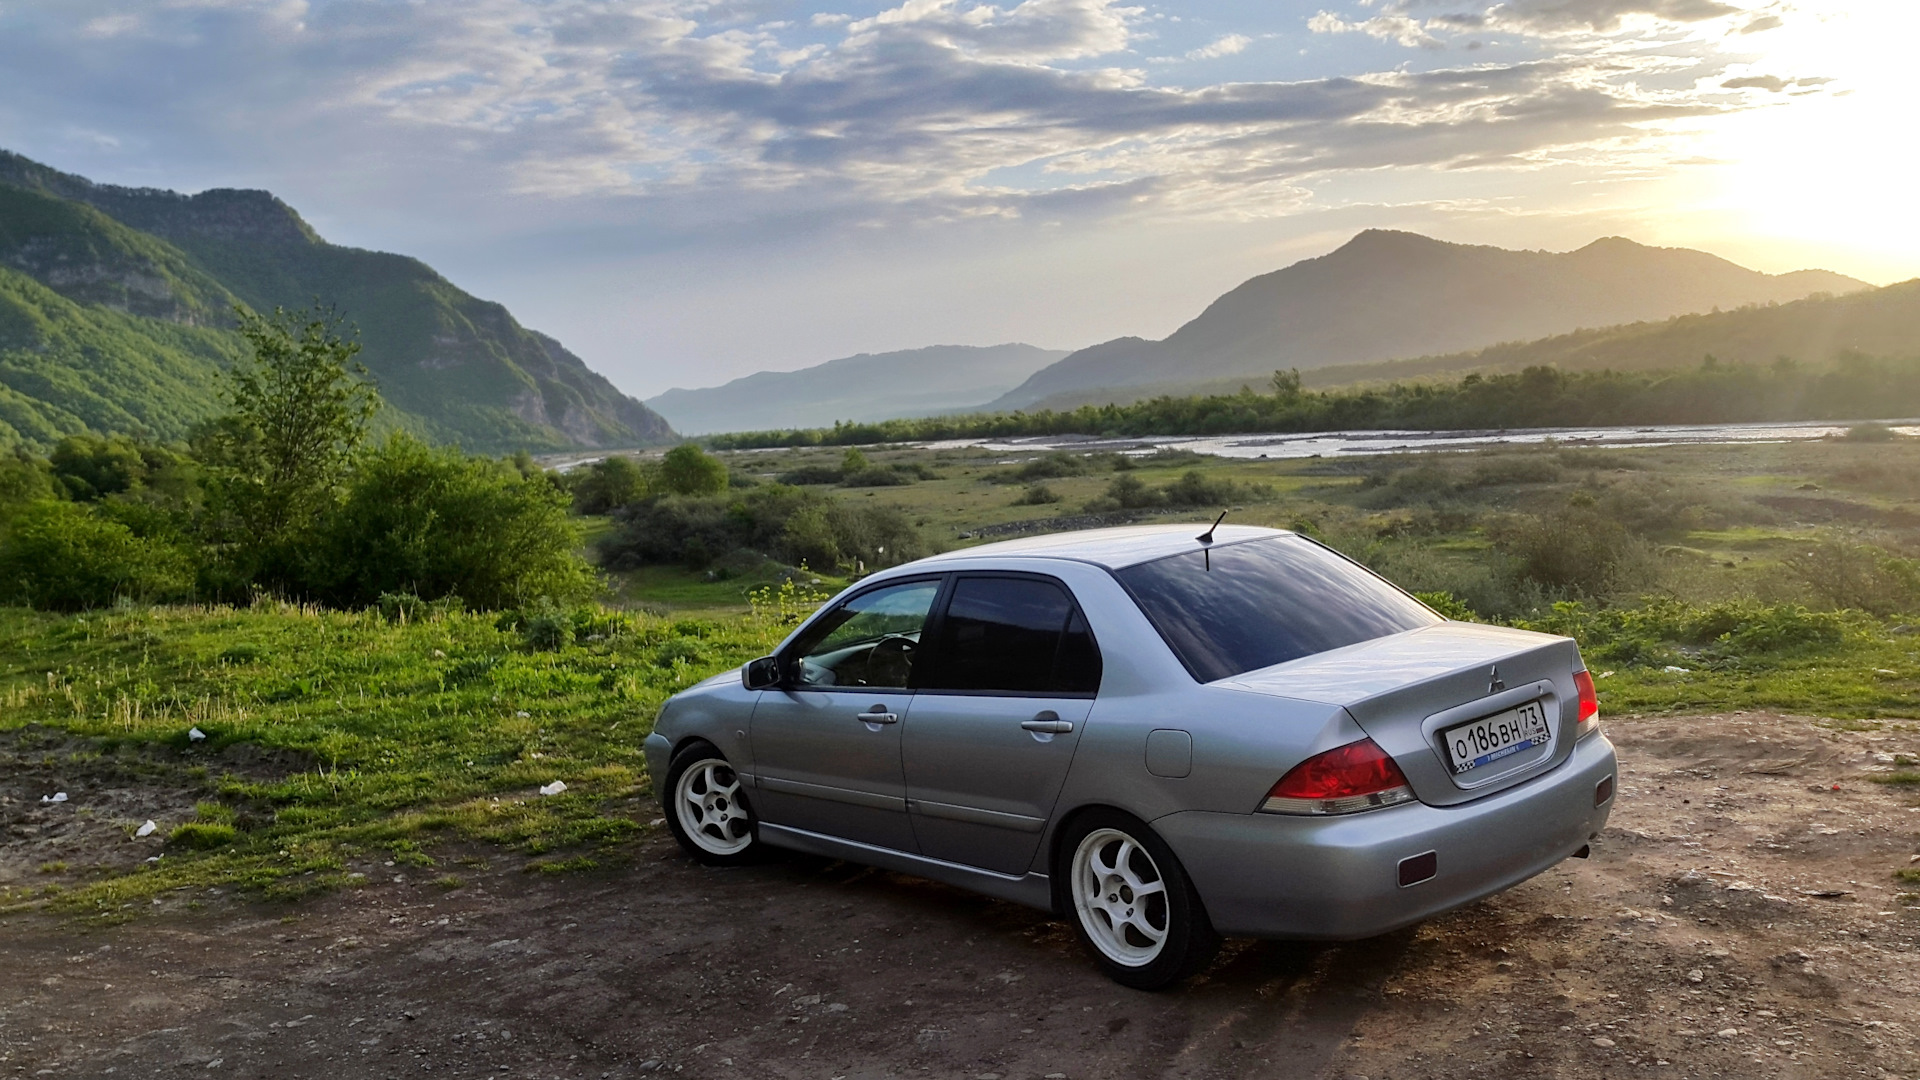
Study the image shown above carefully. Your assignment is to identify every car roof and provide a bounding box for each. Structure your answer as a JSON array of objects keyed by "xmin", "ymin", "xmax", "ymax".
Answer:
[{"xmin": 913, "ymin": 523, "xmax": 1292, "ymax": 572}]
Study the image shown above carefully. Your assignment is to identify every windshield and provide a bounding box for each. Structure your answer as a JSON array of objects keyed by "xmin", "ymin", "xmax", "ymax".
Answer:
[{"xmin": 1114, "ymin": 535, "xmax": 1442, "ymax": 683}]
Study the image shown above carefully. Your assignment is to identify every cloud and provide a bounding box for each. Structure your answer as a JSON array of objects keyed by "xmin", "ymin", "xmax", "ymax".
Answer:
[
  {"xmin": 844, "ymin": 0, "xmax": 1141, "ymax": 62},
  {"xmin": 0, "ymin": 0, "xmax": 1767, "ymax": 247},
  {"xmin": 1721, "ymin": 73, "xmax": 1830, "ymax": 92},
  {"xmin": 1310, "ymin": 0, "xmax": 1754, "ymax": 47},
  {"xmin": 1308, "ymin": 11, "xmax": 1445, "ymax": 49},
  {"xmin": 1186, "ymin": 33, "xmax": 1250, "ymax": 60},
  {"xmin": 1486, "ymin": 0, "xmax": 1743, "ymax": 34}
]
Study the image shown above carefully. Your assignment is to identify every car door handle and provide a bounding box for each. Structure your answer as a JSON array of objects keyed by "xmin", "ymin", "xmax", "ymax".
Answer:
[
  {"xmin": 856, "ymin": 708, "xmax": 898, "ymax": 725},
  {"xmin": 1021, "ymin": 719, "xmax": 1074, "ymax": 734}
]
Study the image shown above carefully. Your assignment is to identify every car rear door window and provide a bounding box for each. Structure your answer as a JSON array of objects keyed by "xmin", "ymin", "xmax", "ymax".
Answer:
[
  {"xmin": 923, "ymin": 576, "xmax": 1101, "ymax": 695},
  {"xmin": 1115, "ymin": 535, "xmax": 1441, "ymax": 683}
]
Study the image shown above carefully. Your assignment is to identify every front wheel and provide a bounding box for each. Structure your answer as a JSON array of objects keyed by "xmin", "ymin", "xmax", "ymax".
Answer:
[
  {"xmin": 1061, "ymin": 810, "xmax": 1219, "ymax": 990},
  {"xmin": 663, "ymin": 744, "xmax": 760, "ymax": 865}
]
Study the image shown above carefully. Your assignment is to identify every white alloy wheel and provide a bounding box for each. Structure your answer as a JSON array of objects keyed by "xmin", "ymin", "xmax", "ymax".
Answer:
[
  {"xmin": 674, "ymin": 758, "xmax": 752, "ymax": 857},
  {"xmin": 1071, "ymin": 827, "xmax": 1171, "ymax": 967}
]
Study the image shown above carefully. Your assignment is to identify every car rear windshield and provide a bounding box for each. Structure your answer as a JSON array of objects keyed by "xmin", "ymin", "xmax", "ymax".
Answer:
[{"xmin": 1114, "ymin": 535, "xmax": 1442, "ymax": 683}]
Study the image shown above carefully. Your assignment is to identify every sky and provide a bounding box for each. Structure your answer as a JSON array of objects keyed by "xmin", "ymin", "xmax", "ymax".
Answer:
[{"xmin": 0, "ymin": 0, "xmax": 1915, "ymax": 398}]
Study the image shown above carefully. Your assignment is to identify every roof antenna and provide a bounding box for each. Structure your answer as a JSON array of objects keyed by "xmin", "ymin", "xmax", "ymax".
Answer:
[{"xmin": 1196, "ymin": 510, "xmax": 1228, "ymax": 546}]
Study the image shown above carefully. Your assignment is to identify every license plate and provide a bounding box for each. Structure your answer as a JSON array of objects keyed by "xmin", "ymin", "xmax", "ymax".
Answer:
[{"xmin": 1444, "ymin": 699, "xmax": 1551, "ymax": 775}]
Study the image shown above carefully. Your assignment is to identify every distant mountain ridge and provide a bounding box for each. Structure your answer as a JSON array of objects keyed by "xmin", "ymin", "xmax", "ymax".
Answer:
[
  {"xmin": 646, "ymin": 343, "xmax": 1067, "ymax": 435},
  {"xmin": 990, "ymin": 230, "xmax": 1870, "ymax": 410},
  {"xmin": 0, "ymin": 149, "xmax": 674, "ymax": 451}
]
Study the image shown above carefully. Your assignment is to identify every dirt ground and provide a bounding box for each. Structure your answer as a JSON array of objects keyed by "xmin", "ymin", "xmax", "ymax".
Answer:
[{"xmin": 3, "ymin": 712, "xmax": 1918, "ymax": 1080}]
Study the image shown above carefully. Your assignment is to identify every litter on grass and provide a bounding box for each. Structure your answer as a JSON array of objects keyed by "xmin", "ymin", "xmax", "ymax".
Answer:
[
  {"xmin": 188, "ymin": 726, "xmax": 207, "ymax": 742},
  {"xmin": 135, "ymin": 820, "xmax": 158, "ymax": 838},
  {"xmin": 538, "ymin": 781, "xmax": 568, "ymax": 796},
  {"xmin": 40, "ymin": 792, "xmax": 68, "ymax": 804}
]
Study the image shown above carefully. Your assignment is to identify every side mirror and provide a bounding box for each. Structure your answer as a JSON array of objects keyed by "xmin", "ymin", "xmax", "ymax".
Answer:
[{"xmin": 743, "ymin": 655, "xmax": 782, "ymax": 691}]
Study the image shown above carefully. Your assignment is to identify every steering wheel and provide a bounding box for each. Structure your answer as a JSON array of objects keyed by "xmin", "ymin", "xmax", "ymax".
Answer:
[{"xmin": 865, "ymin": 633, "xmax": 917, "ymax": 686}]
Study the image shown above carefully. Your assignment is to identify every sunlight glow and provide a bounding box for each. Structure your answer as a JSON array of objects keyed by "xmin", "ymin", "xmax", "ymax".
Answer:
[{"xmin": 1694, "ymin": 0, "xmax": 1920, "ymax": 282}]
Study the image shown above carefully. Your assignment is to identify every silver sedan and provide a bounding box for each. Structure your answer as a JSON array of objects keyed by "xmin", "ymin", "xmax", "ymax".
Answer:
[{"xmin": 645, "ymin": 524, "xmax": 1617, "ymax": 989}]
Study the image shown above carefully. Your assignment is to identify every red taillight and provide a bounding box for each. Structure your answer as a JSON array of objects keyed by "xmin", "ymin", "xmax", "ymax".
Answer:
[
  {"xmin": 1573, "ymin": 669, "xmax": 1600, "ymax": 737},
  {"xmin": 1262, "ymin": 738, "xmax": 1415, "ymax": 815}
]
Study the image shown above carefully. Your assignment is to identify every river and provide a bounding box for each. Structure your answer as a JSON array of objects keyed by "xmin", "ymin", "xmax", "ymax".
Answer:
[{"xmin": 921, "ymin": 418, "xmax": 1920, "ymax": 460}]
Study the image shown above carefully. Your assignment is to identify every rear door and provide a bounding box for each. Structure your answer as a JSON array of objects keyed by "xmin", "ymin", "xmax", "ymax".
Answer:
[
  {"xmin": 902, "ymin": 574, "xmax": 1101, "ymax": 876},
  {"xmin": 749, "ymin": 577, "xmax": 942, "ymax": 852}
]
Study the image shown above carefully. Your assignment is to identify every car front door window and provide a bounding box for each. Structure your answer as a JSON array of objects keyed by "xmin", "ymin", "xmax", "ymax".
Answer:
[{"xmin": 790, "ymin": 580, "xmax": 940, "ymax": 689}]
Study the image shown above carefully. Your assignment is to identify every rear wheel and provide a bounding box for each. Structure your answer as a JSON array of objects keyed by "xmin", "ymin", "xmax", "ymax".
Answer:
[
  {"xmin": 663, "ymin": 744, "xmax": 760, "ymax": 865},
  {"xmin": 1060, "ymin": 810, "xmax": 1219, "ymax": 990}
]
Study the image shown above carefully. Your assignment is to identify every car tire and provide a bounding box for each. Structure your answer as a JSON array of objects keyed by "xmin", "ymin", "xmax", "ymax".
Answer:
[
  {"xmin": 1058, "ymin": 809, "xmax": 1220, "ymax": 990},
  {"xmin": 662, "ymin": 743, "xmax": 761, "ymax": 866}
]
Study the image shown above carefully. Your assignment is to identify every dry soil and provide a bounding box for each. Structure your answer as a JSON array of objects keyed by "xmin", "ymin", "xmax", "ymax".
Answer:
[{"xmin": 3, "ymin": 711, "xmax": 1918, "ymax": 1080}]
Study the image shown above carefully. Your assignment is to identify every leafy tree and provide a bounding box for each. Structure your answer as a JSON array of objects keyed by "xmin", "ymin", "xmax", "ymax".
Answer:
[
  {"xmin": 198, "ymin": 305, "xmax": 381, "ymax": 591},
  {"xmin": 658, "ymin": 443, "xmax": 729, "ymax": 496},
  {"xmin": 0, "ymin": 450, "xmax": 61, "ymax": 518},
  {"xmin": 570, "ymin": 455, "xmax": 651, "ymax": 514},
  {"xmin": 0, "ymin": 500, "xmax": 193, "ymax": 610},
  {"xmin": 49, "ymin": 435, "xmax": 200, "ymax": 505},
  {"xmin": 309, "ymin": 435, "xmax": 597, "ymax": 609}
]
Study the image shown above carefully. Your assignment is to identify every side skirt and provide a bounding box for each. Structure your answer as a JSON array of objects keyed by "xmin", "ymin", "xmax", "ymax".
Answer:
[{"xmin": 757, "ymin": 823, "xmax": 1055, "ymax": 913}]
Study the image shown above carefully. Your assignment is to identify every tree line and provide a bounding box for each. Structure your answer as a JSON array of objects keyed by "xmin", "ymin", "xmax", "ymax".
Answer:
[{"xmin": 706, "ymin": 354, "xmax": 1920, "ymax": 449}]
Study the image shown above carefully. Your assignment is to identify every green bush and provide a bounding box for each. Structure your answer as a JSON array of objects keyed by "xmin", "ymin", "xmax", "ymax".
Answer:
[
  {"xmin": 600, "ymin": 484, "xmax": 931, "ymax": 574},
  {"xmin": 658, "ymin": 444, "xmax": 730, "ymax": 496},
  {"xmin": 1086, "ymin": 470, "xmax": 1258, "ymax": 512},
  {"xmin": 1493, "ymin": 505, "xmax": 1652, "ymax": 598},
  {"xmin": 569, "ymin": 456, "xmax": 650, "ymax": 514},
  {"xmin": 779, "ymin": 464, "xmax": 844, "ymax": 485},
  {"xmin": 0, "ymin": 500, "xmax": 193, "ymax": 610},
  {"xmin": 1014, "ymin": 483, "xmax": 1063, "ymax": 506},
  {"xmin": 307, "ymin": 436, "xmax": 598, "ymax": 610},
  {"xmin": 1516, "ymin": 598, "xmax": 1865, "ymax": 665},
  {"xmin": 1783, "ymin": 539, "xmax": 1920, "ymax": 615},
  {"xmin": 167, "ymin": 822, "xmax": 238, "ymax": 850}
]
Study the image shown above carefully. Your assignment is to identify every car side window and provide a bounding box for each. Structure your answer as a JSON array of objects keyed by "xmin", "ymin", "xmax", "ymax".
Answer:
[
  {"xmin": 787, "ymin": 579, "xmax": 940, "ymax": 689},
  {"xmin": 923, "ymin": 576, "xmax": 1102, "ymax": 695}
]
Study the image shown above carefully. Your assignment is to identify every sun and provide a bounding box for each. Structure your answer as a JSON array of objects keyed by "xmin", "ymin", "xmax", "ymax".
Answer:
[{"xmin": 1690, "ymin": 0, "xmax": 1920, "ymax": 281}]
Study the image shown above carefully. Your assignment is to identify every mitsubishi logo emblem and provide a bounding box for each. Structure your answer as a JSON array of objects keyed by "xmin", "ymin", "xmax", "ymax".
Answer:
[{"xmin": 1488, "ymin": 665, "xmax": 1506, "ymax": 694}]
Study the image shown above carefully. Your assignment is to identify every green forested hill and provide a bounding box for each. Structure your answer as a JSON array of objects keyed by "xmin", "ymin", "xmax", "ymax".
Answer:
[
  {"xmin": 0, "ymin": 266, "xmax": 239, "ymax": 444},
  {"xmin": 0, "ymin": 150, "xmax": 673, "ymax": 451}
]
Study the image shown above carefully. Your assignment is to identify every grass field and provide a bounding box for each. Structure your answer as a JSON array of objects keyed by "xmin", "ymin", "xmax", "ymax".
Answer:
[{"xmin": 7, "ymin": 435, "xmax": 1919, "ymax": 916}]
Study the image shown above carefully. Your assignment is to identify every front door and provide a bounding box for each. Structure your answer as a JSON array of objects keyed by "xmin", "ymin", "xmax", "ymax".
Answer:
[
  {"xmin": 904, "ymin": 574, "xmax": 1102, "ymax": 876},
  {"xmin": 749, "ymin": 577, "xmax": 941, "ymax": 852}
]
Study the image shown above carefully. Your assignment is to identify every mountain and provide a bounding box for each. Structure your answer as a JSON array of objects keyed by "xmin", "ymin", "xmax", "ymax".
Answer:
[
  {"xmin": 0, "ymin": 150, "xmax": 674, "ymax": 451},
  {"xmin": 1364, "ymin": 276, "xmax": 1920, "ymax": 376},
  {"xmin": 989, "ymin": 230, "xmax": 1871, "ymax": 410},
  {"xmin": 645, "ymin": 343, "xmax": 1068, "ymax": 435}
]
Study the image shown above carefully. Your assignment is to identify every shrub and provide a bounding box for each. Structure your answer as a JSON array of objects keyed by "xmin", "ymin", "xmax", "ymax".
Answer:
[
  {"xmin": 569, "ymin": 456, "xmax": 650, "ymax": 514},
  {"xmin": 841, "ymin": 466, "xmax": 909, "ymax": 487},
  {"xmin": 1161, "ymin": 470, "xmax": 1250, "ymax": 508},
  {"xmin": 780, "ymin": 465, "xmax": 844, "ymax": 485},
  {"xmin": 1492, "ymin": 505, "xmax": 1652, "ymax": 598},
  {"xmin": 996, "ymin": 452, "xmax": 1096, "ymax": 484},
  {"xmin": 1464, "ymin": 455, "xmax": 1560, "ymax": 488},
  {"xmin": 308, "ymin": 436, "xmax": 598, "ymax": 610},
  {"xmin": 600, "ymin": 484, "xmax": 932, "ymax": 574},
  {"xmin": 1783, "ymin": 539, "xmax": 1920, "ymax": 615},
  {"xmin": 1412, "ymin": 590, "xmax": 1481, "ymax": 621},
  {"xmin": 658, "ymin": 444, "xmax": 730, "ymax": 496},
  {"xmin": 168, "ymin": 822, "xmax": 238, "ymax": 850},
  {"xmin": 1014, "ymin": 483, "xmax": 1062, "ymax": 506},
  {"xmin": 0, "ymin": 500, "xmax": 193, "ymax": 610}
]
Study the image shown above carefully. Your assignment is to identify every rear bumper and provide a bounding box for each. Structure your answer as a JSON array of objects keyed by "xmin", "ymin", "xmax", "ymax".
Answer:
[{"xmin": 1155, "ymin": 732, "xmax": 1616, "ymax": 939}]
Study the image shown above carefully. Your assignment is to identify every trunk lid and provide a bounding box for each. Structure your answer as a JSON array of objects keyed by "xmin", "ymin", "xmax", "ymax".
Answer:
[{"xmin": 1217, "ymin": 622, "xmax": 1584, "ymax": 806}]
